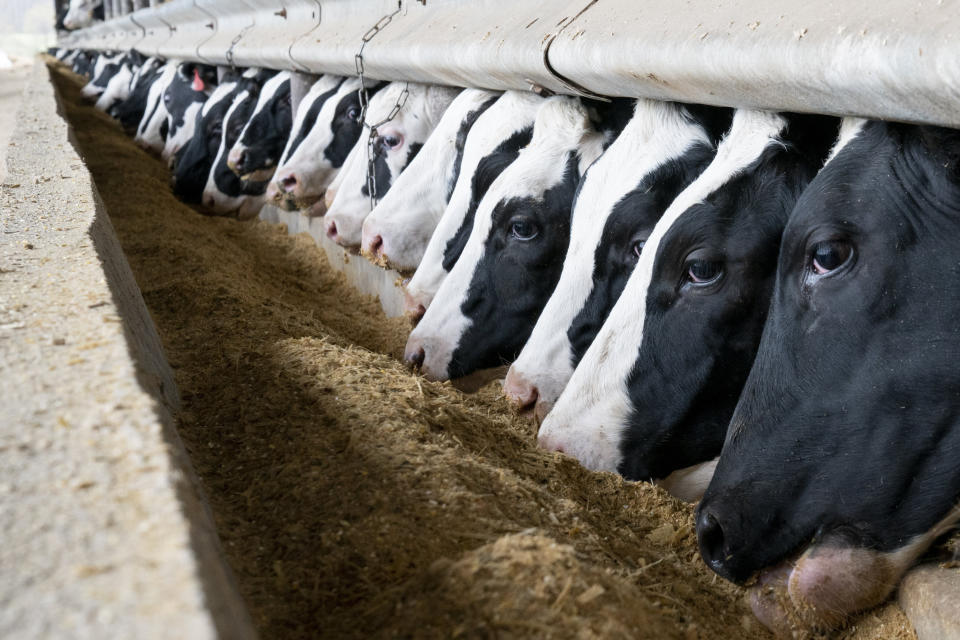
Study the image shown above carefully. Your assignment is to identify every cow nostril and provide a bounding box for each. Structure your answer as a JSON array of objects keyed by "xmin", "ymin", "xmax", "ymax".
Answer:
[
  {"xmin": 696, "ymin": 509, "xmax": 728, "ymax": 573},
  {"xmin": 370, "ymin": 235, "xmax": 383, "ymax": 257},
  {"xmin": 326, "ymin": 221, "xmax": 338, "ymax": 240},
  {"xmin": 405, "ymin": 346, "xmax": 425, "ymax": 370},
  {"xmin": 281, "ymin": 174, "xmax": 298, "ymax": 192}
]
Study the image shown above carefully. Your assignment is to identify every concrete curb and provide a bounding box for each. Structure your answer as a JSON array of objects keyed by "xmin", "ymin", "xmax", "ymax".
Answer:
[{"xmin": 0, "ymin": 59, "xmax": 256, "ymax": 640}]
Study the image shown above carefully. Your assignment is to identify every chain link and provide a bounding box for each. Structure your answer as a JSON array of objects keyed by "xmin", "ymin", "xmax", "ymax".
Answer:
[
  {"xmin": 225, "ymin": 21, "xmax": 255, "ymax": 70},
  {"xmin": 354, "ymin": 1, "xmax": 407, "ymax": 211}
]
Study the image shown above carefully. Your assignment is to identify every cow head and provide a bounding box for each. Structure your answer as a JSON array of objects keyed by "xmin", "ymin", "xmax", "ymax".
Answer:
[
  {"xmin": 537, "ymin": 111, "xmax": 838, "ymax": 501},
  {"xmin": 200, "ymin": 69, "xmax": 277, "ymax": 219},
  {"xmin": 359, "ymin": 89, "xmax": 501, "ymax": 272},
  {"xmin": 696, "ymin": 120, "xmax": 960, "ymax": 636},
  {"xmin": 227, "ymin": 71, "xmax": 292, "ymax": 183},
  {"xmin": 401, "ymin": 90, "xmax": 544, "ymax": 321},
  {"xmin": 268, "ymin": 77, "xmax": 373, "ymax": 212},
  {"xmin": 159, "ymin": 62, "xmax": 217, "ymax": 162},
  {"xmin": 404, "ymin": 96, "xmax": 606, "ymax": 389},
  {"xmin": 63, "ymin": 0, "xmax": 103, "ymax": 30},
  {"xmin": 504, "ymin": 100, "xmax": 730, "ymax": 420},
  {"xmin": 324, "ymin": 82, "xmax": 461, "ymax": 249},
  {"xmin": 116, "ymin": 56, "xmax": 163, "ymax": 135},
  {"xmin": 80, "ymin": 50, "xmax": 122, "ymax": 101},
  {"xmin": 171, "ymin": 71, "xmax": 243, "ymax": 204}
]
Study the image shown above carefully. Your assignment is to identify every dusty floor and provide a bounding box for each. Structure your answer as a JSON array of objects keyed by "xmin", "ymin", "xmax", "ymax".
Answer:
[{"xmin": 48, "ymin": 61, "xmax": 916, "ymax": 640}]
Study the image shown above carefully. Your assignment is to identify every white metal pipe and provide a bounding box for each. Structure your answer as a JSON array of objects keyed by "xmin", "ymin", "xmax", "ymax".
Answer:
[{"xmin": 59, "ymin": 0, "xmax": 960, "ymax": 127}]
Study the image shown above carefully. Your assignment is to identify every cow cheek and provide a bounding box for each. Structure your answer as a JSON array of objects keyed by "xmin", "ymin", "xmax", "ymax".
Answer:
[{"xmin": 493, "ymin": 253, "xmax": 538, "ymax": 312}]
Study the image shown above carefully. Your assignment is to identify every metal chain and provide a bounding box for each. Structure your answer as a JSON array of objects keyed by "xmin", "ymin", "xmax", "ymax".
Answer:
[
  {"xmin": 225, "ymin": 21, "xmax": 255, "ymax": 70},
  {"xmin": 354, "ymin": 1, "xmax": 407, "ymax": 211}
]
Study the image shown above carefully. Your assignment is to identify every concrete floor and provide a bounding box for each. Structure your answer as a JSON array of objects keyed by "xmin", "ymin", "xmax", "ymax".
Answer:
[{"xmin": 0, "ymin": 61, "xmax": 31, "ymax": 183}]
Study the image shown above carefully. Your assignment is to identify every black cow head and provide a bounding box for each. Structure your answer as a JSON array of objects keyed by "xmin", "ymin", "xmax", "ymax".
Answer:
[{"xmin": 696, "ymin": 121, "xmax": 960, "ymax": 636}]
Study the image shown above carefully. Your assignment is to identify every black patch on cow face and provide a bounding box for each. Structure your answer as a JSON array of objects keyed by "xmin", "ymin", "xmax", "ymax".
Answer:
[
  {"xmin": 323, "ymin": 81, "xmax": 386, "ymax": 169},
  {"xmin": 172, "ymin": 86, "xmax": 239, "ymax": 203},
  {"xmin": 697, "ymin": 122, "xmax": 960, "ymax": 585},
  {"xmin": 281, "ymin": 78, "xmax": 345, "ymax": 164},
  {"xmin": 211, "ymin": 86, "xmax": 262, "ymax": 198},
  {"xmin": 616, "ymin": 117, "xmax": 839, "ymax": 485},
  {"xmin": 684, "ymin": 104, "xmax": 735, "ymax": 146},
  {"xmin": 447, "ymin": 153, "xmax": 581, "ymax": 379},
  {"xmin": 583, "ymin": 97, "xmax": 636, "ymax": 147},
  {"xmin": 441, "ymin": 126, "xmax": 533, "ymax": 272},
  {"xmin": 116, "ymin": 63, "xmax": 160, "ymax": 134},
  {"xmin": 566, "ymin": 141, "xmax": 718, "ymax": 368},
  {"xmin": 90, "ymin": 58, "xmax": 121, "ymax": 89},
  {"xmin": 233, "ymin": 78, "xmax": 292, "ymax": 175},
  {"xmin": 92, "ymin": 0, "xmax": 103, "ymax": 20},
  {"xmin": 447, "ymin": 95, "xmax": 500, "ymax": 202},
  {"xmin": 361, "ymin": 140, "xmax": 423, "ymax": 200},
  {"xmin": 164, "ymin": 64, "xmax": 221, "ymax": 140}
]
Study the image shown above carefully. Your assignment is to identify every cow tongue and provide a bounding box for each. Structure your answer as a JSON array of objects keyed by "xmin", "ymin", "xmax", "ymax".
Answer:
[{"xmin": 749, "ymin": 542, "xmax": 902, "ymax": 638}]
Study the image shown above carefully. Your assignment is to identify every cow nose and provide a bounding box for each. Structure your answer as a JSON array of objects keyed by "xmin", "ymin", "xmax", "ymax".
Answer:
[
  {"xmin": 503, "ymin": 370, "xmax": 539, "ymax": 412},
  {"xmin": 369, "ymin": 234, "xmax": 384, "ymax": 258},
  {"xmin": 696, "ymin": 507, "xmax": 737, "ymax": 581},
  {"xmin": 280, "ymin": 174, "xmax": 298, "ymax": 193},
  {"xmin": 326, "ymin": 220, "xmax": 339, "ymax": 241},
  {"xmin": 405, "ymin": 345, "xmax": 425, "ymax": 370},
  {"xmin": 202, "ymin": 194, "xmax": 215, "ymax": 208}
]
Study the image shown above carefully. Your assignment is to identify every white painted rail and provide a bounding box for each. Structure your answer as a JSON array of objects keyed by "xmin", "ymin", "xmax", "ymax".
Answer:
[{"xmin": 58, "ymin": 0, "xmax": 960, "ymax": 128}]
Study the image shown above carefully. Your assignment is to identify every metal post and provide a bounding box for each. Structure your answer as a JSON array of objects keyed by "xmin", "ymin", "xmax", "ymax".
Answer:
[{"xmin": 289, "ymin": 71, "xmax": 319, "ymax": 118}]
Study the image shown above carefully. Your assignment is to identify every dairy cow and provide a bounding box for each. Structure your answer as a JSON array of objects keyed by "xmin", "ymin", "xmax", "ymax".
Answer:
[
  {"xmin": 359, "ymin": 88, "xmax": 501, "ymax": 271},
  {"xmin": 403, "ymin": 96, "xmax": 607, "ymax": 389},
  {"xmin": 226, "ymin": 70, "xmax": 293, "ymax": 184},
  {"xmin": 503, "ymin": 100, "xmax": 733, "ymax": 419},
  {"xmin": 115, "ymin": 56, "xmax": 163, "ymax": 135},
  {"xmin": 80, "ymin": 51, "xmax": 123, "ymax": 101},
  {"xmin": 159, "ymin": 63, "xmax": 218, "ymax": 162},
  {"xmin": 696, "ymin": 120, "xmax": 960, "ymax": 636},
  {"xmin": 134, "ymin": 61, "xmax": 180, "ymax": 154},
  {"xmin": 70, "ymin": 51, "xmax": 96, "ymax": 78},
  {"xmin": 537, "ymin": 110, "xmax": 838, "ymax": 501},
  {"xmin": 172, "ymin": 69, "xmax": 249, "ymax": 204},
  {"xmin": 324, "ymin": 82, "xmax": 461, "ymax": 248},
  {"xmin": 402, "ymin": 90, "xmax": 545, "ymax": 319},
  {"xmin": 94, "ymin": 51, "xmax": 145, "ymax": 116},
  {"xmin": 268, "ymin": 77, "xmax": 376, "ymax": 214},
  {"xmin": 200, "ymin": 69, "xmax": 280, "ymax": 218},
  {"xmin": 62, "ymin": 0, "xmax": 103, "ymax": 30}
]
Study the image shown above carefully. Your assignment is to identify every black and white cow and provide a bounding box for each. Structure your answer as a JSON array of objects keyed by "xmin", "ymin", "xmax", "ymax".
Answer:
[
  {"xmin": 69, "ymin": 51, "xmax": 96, "ymax": 78},
  {"xmin": 200, "ymin": 69, "xmax": 280, "ymax": 218},
  {"xmin": 80, "ymin": 50, "xmax": 123, "ymax": 101},
  {"xmin": 267, "ymin": 76, "xmax": 373, "ymax": 214},
  {"xmin": 94, "ymin": 50, "xmax": 145, "ymax": 116},
  {"xmin": 134, "ymin": 60, "xmax": 180, "ymax": 154},
  {"xmin": 401, "ymin": 90, "xmax": 545, "ymax": 319},
  {"xmin": 62, "ymin": 0, "xmax": 103, "ymax": 30},
  {"xmin": 537, "ymin": 110, "xmax": 838, "ymax": 501},
  {"xmin": 225, "ymin": 70, "xmax": 293, "ymax": 184},
  {"xmin": 403, "ymin": 96, "xmax": 607, "ymax": 389},
  {"xmin": 159, "ymin": 63, "xmax": 218, "ymax": 163},
  {"xmin": 116, "ymin": 56, "xmax": 163, "ymax": 135},
  {"xmin": 503, "ymin": 100, "xmax": 732, "ymax": 420},
  {"xmin": 359, "ymin": 88, "xmax": 501, "ymax": 271},
  {"xmin": 324, "ymin": 82, "xmax": 461, "ymax": 248},
  {"xmin": 696, "ymin": 120, "xmax": 960, "ymax": 636},
  {"xmin": 172, "ymin": 69, "xmax": 248, "ymax": 204}
]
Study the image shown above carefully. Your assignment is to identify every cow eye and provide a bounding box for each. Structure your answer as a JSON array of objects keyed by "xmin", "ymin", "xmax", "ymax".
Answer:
[
  {"xmin": 811, "ymin": 240, "xmax": 853, "ymax": 275},
  {"xmin": 381, "ymin": 134, "xmax": 403, "ymax": 150},
  {"xmin": 686, "ymin": 259, "xmax": 723, "ymax": 285},
  {"xmin": 347, "ymin": 106, "xmax": 360, "ymax": 121},
  {"xmin": 631, "ymin": 240, "xmax": 645, "ymax": 260},
  {"xmin": 510, "ymin": 218, "xmax": 539, "ymax": 241}
]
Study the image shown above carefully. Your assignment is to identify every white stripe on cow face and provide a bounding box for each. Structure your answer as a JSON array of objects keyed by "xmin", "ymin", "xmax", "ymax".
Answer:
[
  {"xmin": 324, "ymin": 82, "xmax": 461, "ymax": 249},
  {"xmin": 505, "ymin": 99, "xmax": 716, "ymax": 418},
  {"xmin": 227, "ymin": 71, "xmax": 291, "ymax": 181},
  {"xmin": 537, "ymin": 109, "xmax": 789, "ymax": 474},
  {"xmin": 403, "ymin": 90, "xmax": 545, "ymax": 316},
  {"xmin": 360, "ymin": 88, "xmax": 501, "ymax": 272},
  {"xmin": 136, "ymin": 62, "xmax": 178, "ymax": 153},
  {"xmin": 406, "ymin": 96, "xmax": 606, "ymax": 384},
  {"xmin": 269, "ymin": 77, "xmax": 360, "ymax": 211},
  {"xmin": 825, "ymin": 117, "xmax": 868, "ymax": 164},
  {"xmin": 202, "ymin": 86, "xmax": 263, "ymax": 219}
]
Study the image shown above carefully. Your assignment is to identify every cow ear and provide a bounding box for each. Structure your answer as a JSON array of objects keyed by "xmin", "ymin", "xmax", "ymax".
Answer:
[{"xmin": 919, "ymin": 126, "xmax": 960, "ymax": 183}]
